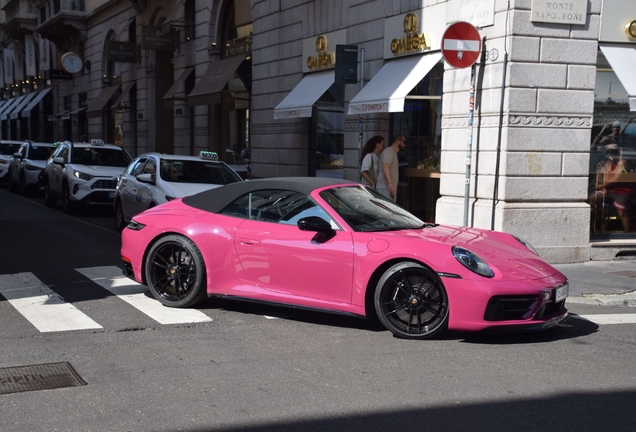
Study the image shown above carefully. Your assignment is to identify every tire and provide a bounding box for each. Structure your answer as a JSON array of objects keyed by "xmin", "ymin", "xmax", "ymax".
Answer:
[
  {"xmin": 8, "ymin": 171, "xmax": 17, "ymax": 192},
  {"xmin": 62, "ymin": 184, "xmax": 75, "ymax": 214},
  {"xmin": 374, "ymin": 262, "xmax": 449, "ymax": 340},
  {"xmin": 144, "ymin": 235, "xmax": 207, "ymax": 308},
  {"xmin": 114, "ymin": 200, "xmax": 127, "ymax": 232},
  {"xmin": 43, "ymin": 179, "xmax": 56, "ymax": 207}
]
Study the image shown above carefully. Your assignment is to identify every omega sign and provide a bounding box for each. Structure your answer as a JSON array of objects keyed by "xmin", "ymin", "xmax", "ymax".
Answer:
[
  {"xmin": 306, "ymin": 36, "xmax": 335, "ymax": 70},
  {"xmin": 391, "ymin": 13, "xmax": 431, "ymax": 55}
]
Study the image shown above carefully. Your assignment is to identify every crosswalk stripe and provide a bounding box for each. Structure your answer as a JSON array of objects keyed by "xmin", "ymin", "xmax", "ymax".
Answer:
[
  {"xmin": 75, "ymin": 266, "xmax": 212, "ymax": 325},
  {"xmin": 0, "ymin": 273, "xmax": 103, "ymax": 332},
  {"xmin": 572, "ymin": 313, "xmax": 636, "ymax": 325}
]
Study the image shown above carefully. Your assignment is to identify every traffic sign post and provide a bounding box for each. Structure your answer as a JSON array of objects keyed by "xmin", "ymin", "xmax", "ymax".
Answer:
[{"xmin": 441, "ymin": 22, "xmax": 482, "ymax": 227}]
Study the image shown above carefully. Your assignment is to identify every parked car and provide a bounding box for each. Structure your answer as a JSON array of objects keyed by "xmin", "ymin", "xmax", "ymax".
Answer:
[
  {"xmin": 8, "ymin": 141, "xmax": 56, "ymax": 195},
  {"xmin": 120, "ymin": 177, "xmax": 569, "ymax": 340},
  {"xmin": 223, "ymin": 148, "xmax": 250, "ymax": 179},
  {"xmin": 0, "ymin": 140, "xmax": 24, "ymax": 185},
  {"xmin": 114, "ymin": 151, "xmax": 243, "ymax": 231},
  {"xmin": 41, "ymin": 140, "xmax": 132, "ymax": 213}
]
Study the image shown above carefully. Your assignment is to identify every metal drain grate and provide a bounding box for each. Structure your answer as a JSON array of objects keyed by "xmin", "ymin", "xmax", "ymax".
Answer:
[
  {"xmin": 0, "ymin": 362, "xmax": 86, "ymax": 395},
  {"xmin": 609, "ymin": 271, "xmax": 636, "ymax": 279}
]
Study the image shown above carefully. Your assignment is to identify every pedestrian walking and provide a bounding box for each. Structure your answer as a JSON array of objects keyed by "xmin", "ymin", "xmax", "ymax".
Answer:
[
  {"xmin": 376, "ymin": 134, "xmax": 407, "ymax": 202},
  {"xmin": 359, "ymin": 135, "xmax": 385, "ymax": 189}
]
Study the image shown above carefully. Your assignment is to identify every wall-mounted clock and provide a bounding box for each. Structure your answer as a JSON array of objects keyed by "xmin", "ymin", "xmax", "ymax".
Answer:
[{"xmin": 60, "ymin": 52, "xmax": 84, "ymax": 74}]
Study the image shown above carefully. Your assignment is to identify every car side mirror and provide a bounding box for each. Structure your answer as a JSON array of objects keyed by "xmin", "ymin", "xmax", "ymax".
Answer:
[
  {"xmin": 53, "ymin": 156, "xmax": 65, "ymax": 165},
  {"xmin": 297, "ymin": 216, "xmax": 333, "ymax": 233},
  {"xmin": 137, "ymin": 173, "xmax": 154, "ymax": 184},
  {"xmin": 12, "ymin": 152, "xmax": 23, "ymax": 159}
]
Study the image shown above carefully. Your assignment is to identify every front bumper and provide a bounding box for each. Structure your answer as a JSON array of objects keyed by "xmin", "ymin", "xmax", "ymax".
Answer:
[{"xmin": 69, "ymin": 178, "xmax": 118, "ymax": 205}]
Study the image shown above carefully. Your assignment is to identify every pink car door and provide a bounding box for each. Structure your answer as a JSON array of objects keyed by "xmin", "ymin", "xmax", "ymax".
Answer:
[{"xmin": 233, "ymin": 190, "xmax": 354, "ymax": 304}]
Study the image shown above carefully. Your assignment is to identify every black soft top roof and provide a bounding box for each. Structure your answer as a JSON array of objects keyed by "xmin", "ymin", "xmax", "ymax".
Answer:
[{"xmin": 182, "ymin": 177, "xmax": 356, "ymax": 213}]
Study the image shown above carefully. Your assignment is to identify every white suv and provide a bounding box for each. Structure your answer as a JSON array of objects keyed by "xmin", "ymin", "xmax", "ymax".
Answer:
[{"xmin": 42, "ymin": 140, "xmax": 132, "ymax": 213}]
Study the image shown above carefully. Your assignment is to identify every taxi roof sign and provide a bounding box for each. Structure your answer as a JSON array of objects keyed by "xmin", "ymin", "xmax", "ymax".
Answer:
[{"xmin": 200, "ymin": 151, "xmax": 219, "ymax": 160}]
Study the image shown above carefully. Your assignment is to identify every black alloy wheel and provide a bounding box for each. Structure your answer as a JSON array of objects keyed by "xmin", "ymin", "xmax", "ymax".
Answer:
[
  {"xmin": 374, "ymin": 262, "xmax": 449, "ymax": 340},
  {"xmin": 144, "ymin": 235, "xmax": 207, "ymax": 308},
  {"xmin": 43, "ymin": 179, "xmax": 56, "ymax": 207},
  {"xmin": 114, "ymin": 200, "xmax": 127, "ymax": 232}
]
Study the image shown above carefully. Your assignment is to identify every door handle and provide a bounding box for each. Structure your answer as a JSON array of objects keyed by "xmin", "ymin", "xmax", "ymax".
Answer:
[{"xmin": 240, "ymin": 238, "xmax": 259, "ymax": 245}]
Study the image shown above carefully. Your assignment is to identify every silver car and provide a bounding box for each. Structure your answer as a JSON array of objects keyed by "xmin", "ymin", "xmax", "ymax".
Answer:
[
  {"xmin": 0, "ymin": 140, "xmax": 24, "ymax": 185},
  {"xmin": 114, "ymin": 151, "xmax": 243, "ymax": 231},
  {"xmin": 9, "ymin": 141, "xmax": 56, "ymax": 195}
]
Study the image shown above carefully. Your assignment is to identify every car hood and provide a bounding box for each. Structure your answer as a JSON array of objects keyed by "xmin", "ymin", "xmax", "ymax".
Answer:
[
  {"xmin": 26, "ymin": 159, "xmax": 47, "ymax": 169},
  {"xmin": 162, "ymin": 182, "xmax": 223, "ymax": 198},
  {"xmin": 72, "ymin": 165, "xmax": 126, "ymax": 177},
  {"xmin": 387, "ymin": 224, "xmax": 560, "ymax": 281}
]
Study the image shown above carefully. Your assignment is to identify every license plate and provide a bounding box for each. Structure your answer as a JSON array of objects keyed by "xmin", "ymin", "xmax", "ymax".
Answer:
[
  {"xmin": 108, "ymin": 192, "xmax": 115, "ymax": 198},
  {"xmin": 555, "ymin": 284, "xmax": 569, "ymax": 302}
]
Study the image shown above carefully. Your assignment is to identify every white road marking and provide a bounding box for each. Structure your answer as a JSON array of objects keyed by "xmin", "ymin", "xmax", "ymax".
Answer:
[
  {"xmin": 75, "ymin": 266, "xmax": 212, "ymax": 325},
  {"xmin": 572, "ymin": 313, "xmax": 636, "ymax": 325},
  {"xmin": 264, "ymin": 316, "xmax": 279, "ymax": 320},
  {"xmin": 0, "ymin": 273, "xmax": 102, "ymax": 332}
]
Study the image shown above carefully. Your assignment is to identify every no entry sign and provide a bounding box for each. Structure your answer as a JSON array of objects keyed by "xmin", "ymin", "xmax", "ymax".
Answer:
[{"xmin": 441, "ymin": 21, "xmax": 481, "ymax": 69}]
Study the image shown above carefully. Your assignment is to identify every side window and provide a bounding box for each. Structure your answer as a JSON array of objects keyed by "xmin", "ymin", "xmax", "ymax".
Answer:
[
  {"xmin": 57, "ymin": 146, "xmax": 69, "ymax": 162},
  {"xmin": 130, "ymin": 158, "xmax": 147, "ymax": 176},
  {"xmin": 219, "ymin": 189, "xmax": 335, "ymax": 226},
  {"xmin": 143, "ymin": 159, "xmax": 157, "ymax": 181},
  {"xmin": 18, "ymin": 144, "xmax": 27, "ymax": 157}
]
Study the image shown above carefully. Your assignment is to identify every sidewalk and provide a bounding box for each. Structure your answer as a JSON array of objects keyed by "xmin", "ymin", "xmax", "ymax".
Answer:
[{"xmin": 554, "ymin": 260, "xmax": 636, "ymax": 307}]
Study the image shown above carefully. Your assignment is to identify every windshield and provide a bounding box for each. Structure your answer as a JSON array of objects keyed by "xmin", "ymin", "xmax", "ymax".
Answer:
[
  {"xmin": 0, "ymin": 143, "xmax": 21, "ymax": 156},
  {"xmin": 319, "ymin": 185, "xmax": 426, "ymax": 232},
  {"xmin": 29, "ymin": 146, "xmax": 54, "ymax": 160},
  {"xmin": 71, "ymin": 147, "xmax": 131, "ymax": 167},
  {"xmin": 160, "ymin": 159, "xmax": 242, "ymax": 185}
]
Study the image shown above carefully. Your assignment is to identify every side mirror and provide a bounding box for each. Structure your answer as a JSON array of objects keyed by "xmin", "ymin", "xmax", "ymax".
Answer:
[
  {"xmin": 53, "ymin": 156, "xmax": 65, "ymax": 165},
  {"xmin": 297, "ymin": 216, "xmax": 333, "ymax": 233},
  {"xmin": 12, "ymin": 152, "xmax": 23, "ymax": 159},
  {"xmin": 137, "ymin": 173, "xmax": 154, "ymax": 184}
]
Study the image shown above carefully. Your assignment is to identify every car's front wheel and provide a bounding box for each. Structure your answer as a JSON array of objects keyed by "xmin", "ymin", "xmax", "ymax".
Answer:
[
  {"xmin": 144, "ymin": 235, "xmax": 207, "ymax": 308},
  {"xmin": 114, "ymin": 200, "xmax": 127, "ymax": 232},
  {"xmin": 374, "ymin": 262, "xmax": 449, "ymax": 340},
  {"xmin": 43, "ymin": 179, "xmax": 56, "ymax": 207}
]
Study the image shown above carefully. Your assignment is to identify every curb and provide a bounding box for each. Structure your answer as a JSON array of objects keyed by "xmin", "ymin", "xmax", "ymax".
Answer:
[{"xmin": 568, "ymin": 292, "xmax": 636, "ymax": 308}]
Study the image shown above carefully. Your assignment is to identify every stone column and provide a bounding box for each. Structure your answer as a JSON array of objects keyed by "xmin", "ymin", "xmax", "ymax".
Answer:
[{"xmin": 436, "ymin": 1, "xmax": 600, "ymax": 263}]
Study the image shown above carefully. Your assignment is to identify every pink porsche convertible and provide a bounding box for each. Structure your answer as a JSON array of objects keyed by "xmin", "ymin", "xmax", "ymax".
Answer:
[{"xmin": 120, "ymin": 177, "xmax": 569, "ymax": 339}]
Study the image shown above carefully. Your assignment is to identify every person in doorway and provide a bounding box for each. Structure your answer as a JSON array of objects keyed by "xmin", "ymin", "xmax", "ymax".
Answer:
[
  {"xmin": 376, "ymin": 134, "xmax": 407, "ymax": 202},
  {"xmin": 359, "ymin": 135, "xmax": 385, "ymax": 189}
]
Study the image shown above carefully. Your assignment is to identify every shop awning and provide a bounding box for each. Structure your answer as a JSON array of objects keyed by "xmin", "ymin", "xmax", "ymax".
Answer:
[
  {"xmin": 163, "ymin": 67, "xmax": 194, "ymax": 108},
  {"xmin": 0, "ymin": 99, "xmax": 11, "ymax": 114},
  {"xmin": 1, "ymin": 95, "xmax": 26, "ymax": 120},
  {"xmin": 58, "ymin": 110, "xmax": 71, "ymax": 120},
  {"xmin": 22, "ymin": 88, "xmax": 52, "ymax": 118},
  {"xmin": 188, "ymin": 55, "xmax": 245, "ymax": 106},
  {"xmin": 69, "ymin": 107, "xmax": 87, "ymax": 116},
  {"xmin": 273, "ymin": 70, "xmax": 335, "ymax": 119},
  {"xmin": 111, "ymin": 81, "xmax": 137, "ymax": 109},
  {"xmin": 10, "ymin": 92, "xmax": 38, "ymax": 120},
  {"xmin": 86, "ymin": 85, "xmax": 121, "ymax": 118},
  {"xmin": 347, "ymin": 52, "xmax": 443, "ymax": 115},
  {"xmin": 600, "ymin": 45, "xmax": 636, "ymax": 111}
]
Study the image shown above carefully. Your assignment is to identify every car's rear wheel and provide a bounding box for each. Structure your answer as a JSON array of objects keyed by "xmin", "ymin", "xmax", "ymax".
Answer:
[
  {"xmin": 374, "ymin": 262, "xmax": 449, "ymax": 340},
  {"xmin": 114, "ymin": 200, "xmax": 127, "ymax": 232},
  {"xmin": 43, "ymin": 179, "xmax": 55, "ymax": 207},
  {"xmin": 144, "ymin": 235, "xmax": 207, "ymax": 308}
]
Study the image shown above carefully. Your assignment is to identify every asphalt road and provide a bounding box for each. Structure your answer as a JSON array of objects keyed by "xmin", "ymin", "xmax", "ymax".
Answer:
[{"xmin": 1, "ymin": 187, "xmax": 635, "ymax": 432}]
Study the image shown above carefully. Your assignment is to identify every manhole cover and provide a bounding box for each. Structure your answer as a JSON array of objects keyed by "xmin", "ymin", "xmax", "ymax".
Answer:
[
  {"xmin": 0, "ymin": 362, "xmax": 86, "ymax": 395},
  {"xmin": 609, "ymin": 271, "xmax": 636, "ymax": 279}
]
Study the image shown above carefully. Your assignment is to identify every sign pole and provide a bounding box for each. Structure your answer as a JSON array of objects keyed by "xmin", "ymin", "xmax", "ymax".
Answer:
[{"xmin": 463, "ymin": 63, "xmax": 476, "ymax": 227}]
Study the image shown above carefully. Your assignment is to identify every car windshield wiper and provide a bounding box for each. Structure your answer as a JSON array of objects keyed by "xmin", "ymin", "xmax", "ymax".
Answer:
[{"xmin": 419, "ymin": 223, "xmax": 439, "ymax": 228}]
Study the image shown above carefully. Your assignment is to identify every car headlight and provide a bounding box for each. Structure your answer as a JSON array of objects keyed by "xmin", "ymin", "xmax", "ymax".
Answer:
[
  {"xmin": 0, "ymin": 159, "xmax": 8, "ymax": 165},
  {"xmin": 513, "ymin": 235, "xmax": 539, "ymax": 256},
  {"xmin": 74, "ymin": 170, "xmax": 93, "ymax": 181},
  {"xmin": 452, "ymin": 246, "xmax": 494, "ymax": 278}
]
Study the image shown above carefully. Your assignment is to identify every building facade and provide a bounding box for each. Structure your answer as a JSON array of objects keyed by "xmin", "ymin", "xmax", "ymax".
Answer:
[{"xmin": 0, "ymin": 0, "xmax": 634, "ymax": 262}]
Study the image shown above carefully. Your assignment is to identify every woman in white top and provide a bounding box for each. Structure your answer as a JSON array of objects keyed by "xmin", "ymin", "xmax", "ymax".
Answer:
[{"xmin": 360, "ymin": 135, "xmax": 386, "ymax": 189}]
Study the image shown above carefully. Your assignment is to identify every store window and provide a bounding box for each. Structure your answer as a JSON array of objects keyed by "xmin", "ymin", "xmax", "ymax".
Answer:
[
  {"xmin": 311, "ymin": 88, "xmax": 344, "ymax": 179},
  {"xmin": 589, "ymin": 49, "xmax": 636, "ymax": 237},
  {"xmin": 389, "ymin": 61, "xmax": 443, "ymax": 222}
]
